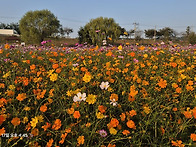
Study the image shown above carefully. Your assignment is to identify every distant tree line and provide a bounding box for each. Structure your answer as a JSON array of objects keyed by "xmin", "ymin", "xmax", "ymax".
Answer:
[{"xmin": 1, "ymin": 9, "xmax": 196, "ymax": 45}]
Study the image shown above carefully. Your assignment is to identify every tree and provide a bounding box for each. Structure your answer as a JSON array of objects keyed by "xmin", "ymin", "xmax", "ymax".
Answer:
[
  {"xmin": 186, "ymin": 26, "xmax": 191, "ymax": 37},
  {"xmin": 78, "ymin": 17, "xmax": 122, "ymax": 46},
  {"xmin": 19, "ymin": 9, "xmax": 60, "ymax": 44},
  {"xmin": 145, "ymin": 29, "xmax": 156, "ymax": 39},
  {"xmin": 159, "ymin": 27, "xmax": 176, "ymax": 41},
  {"xmin": 188, "ymin": 32, "xmax": 196, "ymax": 44}
]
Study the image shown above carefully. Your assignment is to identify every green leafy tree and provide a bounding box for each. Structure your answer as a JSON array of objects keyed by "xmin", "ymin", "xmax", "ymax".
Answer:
[
  {"xmin": 188, "ymin": 32, "xmax": 196, "ymax": 44},
  {"xmin": 78, "ymin": 17, "xmax": 122, "ymax": 46},
  {"xmin": 145, "ymin": 29, "xmax": 157, "ymax": 39},
  {"xmin": 159, "ymin": 27, "xmax": 176, "ymax": 41},
  {"xmin": 186, "ymin": 26, "xmax": 191, "ymax": 37},
  {"xmin": 19, "ymin": 9, "xmax": 60, "ymax": 44}
]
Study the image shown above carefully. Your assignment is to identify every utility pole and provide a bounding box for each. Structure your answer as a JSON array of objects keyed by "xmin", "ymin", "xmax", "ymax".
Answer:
[
  {"xmin": 133, "ymin": 22, "xmax": 139, "ymax": 40},
  {"xmin": 154, "ymin": 25, "xmax": 156, "ymax": 42}
]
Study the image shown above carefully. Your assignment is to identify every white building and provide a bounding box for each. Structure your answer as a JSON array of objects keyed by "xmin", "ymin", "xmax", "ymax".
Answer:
[{"xmin": 0, "ymin": 29, "xmax": 19, "ymax": 36}]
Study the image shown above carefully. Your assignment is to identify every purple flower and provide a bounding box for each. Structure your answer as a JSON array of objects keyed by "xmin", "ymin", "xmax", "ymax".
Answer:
[
  {"xmin": 118, "ymin": 56, "xmax": 124, "ymax": 59},
  {"xmin": 133, "ymin": 58, "xmax": 138, "ymax": 63},
  {"xmin": 99, "ymin": 129, "xmax": 107, "ymax": 137},
  {"xmin": 73, "ymin": 63, "xmax": 79, "ymax": 67},
  {"xmin": 95, "ymin": 30, "xmax": 100, "ymax": 33}
]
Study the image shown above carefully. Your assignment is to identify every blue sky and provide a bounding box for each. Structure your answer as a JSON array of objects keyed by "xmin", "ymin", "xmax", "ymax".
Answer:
[{"xmin": 0, "ymin": 0, "xmax": 196, "ymax": 38}]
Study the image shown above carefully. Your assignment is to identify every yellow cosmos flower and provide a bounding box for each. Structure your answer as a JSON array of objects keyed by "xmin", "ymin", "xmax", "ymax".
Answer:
[
  {"xmin": 143, "ymin": 54, "xmax": 148, "ymax": 58},
  {"xmin": 109, "ymin": 127, "xmax": 117, "ymax": 135},
  {"xmin": 83, "ymin": 72, "xmax": 92, "ymax": 83},
  {"xmin": 86, "ymin": 94, "xmax": 97, "ymax": 104},
  {"xmin": 30, "ymin": 117, "xmax": 38, "ymax": 129},
  {"xmin": 8, "ymin": 85, "xmax": 15, "ymax": 90},
  {"xmin": 3, "ymin": 71, "xmax": 10, "ymax": 78},
  {"xmin": 118, "ymin": 45, "xmax": 123, "ymax": 50},
  {"xmin": 96, "ymin": 112, "xmax": 105, "ymax": 119},
  {"xmin": 50, "ymin": 73, "xmax": 58, "ymax": 82}
]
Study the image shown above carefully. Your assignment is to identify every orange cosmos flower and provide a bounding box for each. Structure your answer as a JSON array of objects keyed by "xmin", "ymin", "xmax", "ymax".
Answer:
[
  {"xmin": 183, "ymin": 110, "xmax": 192, "ymax": 119},
  {"xmin": 16, "ymin": 93, "xmax": 27, "ymax": 101},
  {"xmin": 73, "ymin": 111, "xmax": 81, "ymax": 119},
  {"xmin": 42, "ymin": 122, "xmax": 51, "ymax": 131},
  {"xmin": 126, "ymin": 120, "xmax": 136, "ymax": 129},
  {"xmin": 129, "ymin": 110, "xmax": 137, "ymax": 117},
  {"xmin": 11, "ymin": 117, "xmax": 20, "ymax": 126},
  {"xmin": 55, "ymin": 68, "xmax": 62, "ymax": 73},
  {"xmin": 40, "ymin": 105, "xmax": 47, "ymax": 112},
  {"xmin": 59, "ymin": 133, "xmax": 68, "ymax": 144},
  {"xmin": 170, "ymin": 62, "xmax": 177, "ymax": 68},
  {"xmin": 192, "ymin": 107, "xmax": 196, "ymax": 119},
  {"xmin": 0, "ymin": 127, "xmax": 5, "ymax": 136},
  {"xmin": 128, "ymin": 52, "xmax": 135, "ymax": 57},
  {"xmin": 0, "ymin": 83, "xmax": 5, "ymax": 88},
  {"xmin": 0, "ymin": 115, "xmax": 6, "ymax": 125},
  {"xmin": 52, "ymin": 119, "xmax": 61, "ymax": 130},
  {"xmin": 46, "ymin": 138, "xmax": 54, "ymax": 147},
  {"xmin": 0, "ymin": 49, "xmax": 3, "ymax": 54},
  {"xmin": 30, "ymin": 64, "xmax": 36, "ymax": 70},
  {"xmin": 120, "ymin": 113, "xmax": 126, "ymax": 121},
  {"xmin": 110, "ymin": 93, "xmax": 118, "ymax": 101},
  {"xmin": 122, "ymin": 130, "xmax": 130, "ymax": 135},
  {"xmin": 77, "ymin": 136, "xmax": 85, "ymax": 145},
  {"xmin": 98, "ymin": 105, "xmax": 107, "ymax": 113},
  {"xmin": 31, "ymin": 128, "xmax": 39, "ymax": 137},
  {"xmin": 157, "ymin": 79, "xmax": 167, "ymax": 88},
  {"xmin": 176, "ymin": 87, "xmax": 181, "ymax": 93},
  {"xmin": 106, "ymin": 51, "xmax": 113, "ymax": 56},
  {"xmin": 52, "ymin": 63, "xmax": 59, "ymax": 69},
  {"xmin": 109, "ymin": 118, "xmax": 119, "ymax": 128},
  {"xmin": 108, "ymin": 144, "xmax": 116, "ymax": 147},
  {"xmin": 171, "ymin": 140, "xmax": 185, "ymax": 147},
  {"xmin": 190, "ymin": 133, "xmax": 196, "ymax": 141}
]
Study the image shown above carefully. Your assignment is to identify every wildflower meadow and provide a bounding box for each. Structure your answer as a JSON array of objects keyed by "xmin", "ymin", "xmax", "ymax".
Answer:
[{"xmin": 0, "ymin": 42, "xmax": 196, "ymax": 147}]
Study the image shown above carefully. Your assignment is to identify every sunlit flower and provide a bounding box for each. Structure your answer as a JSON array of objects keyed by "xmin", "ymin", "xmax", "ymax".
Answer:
[
  {"xmin": 157, "ymin": 79, "xmax": 167, "ymax": 88},
  {"xmin": 171, "ymin": 140, "xmax": 185, "ymax": 147},
  {"xmin": 77, "ymin": 136, "xmax": 84, "ymax": 145},
  {"xmin": 16, "ymin": 93, "xmax": 27, "ymax": 101},
  {"xmin": 73, "ymin": 111, "xmax": 81, "ymax": 119},
  {"xmin": 100, "ymin": 81, "xmax": 110, "ymax": 90},
  {"xmin": 73, "ymin": 92, "xmax": 86, "ymax": 102},
  {"xmin": 127, "ymin": 120, "xmax": 136, "ymax": 129},
  {"xmin": 86, "ymin": 94, "xmax": 96, "ymax": 104},
  {"xmin": 52, "ymin": 119, "xmax": 61, "ymax": 130},
  {"xmin": 40, "ymin": 105, "xmax": 47, "ymax": 112},
  {"xmin": 110, "ymin": 99, "xmax": 118, "ymax": 106},
  {"xmin": 98, "ymin": 105, "xmax": 107, "ymax": 113},
  {"xmin": 11, "ymin": 117, "xmax": 20, "ymax": 126},
  {"xmin": 46, "ymin": 138, "xmax": 54, "ymax": 147},
  {"xmin": 190, "ymin": 133, "xmax": 196, "ymax": 141},
  {"xmin": 30, "ymin": 117, "xmax": 38, "ymax": 129},
  {"xmin": 96, "ymin": 112, "xmax": 105, "ymax": 119},
  {"xmin": 50, "ymin": 73, "xmax": 58, "ymax": 82},
  {"xmin": 122, "ymin": 130, "xmax": 130, "ymax": 135},
  {"xmin": 83, "ymin": 72, "xmax": 92, "ymax": 83},
  {"xmin": 109, "ymin": 127, "xmax": 117, "ymax": 135}
]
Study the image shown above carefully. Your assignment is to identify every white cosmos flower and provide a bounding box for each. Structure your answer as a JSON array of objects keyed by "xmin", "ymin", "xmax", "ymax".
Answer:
[
  {"xmin": 73, "ymin": 92, "xmax": 86, "ymax": 102},
  {"xmin": 100, "ymin": 81, "xmax": 110, "ymax": 90},
  {"xmin": 110, "ymin": 99, "xmax": 118, "ymax": 106}
]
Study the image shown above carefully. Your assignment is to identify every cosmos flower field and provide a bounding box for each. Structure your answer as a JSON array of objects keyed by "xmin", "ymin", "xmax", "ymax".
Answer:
[{"xmin": 0, "ymin": 42, "xmax": 196, "ymax": 146}]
